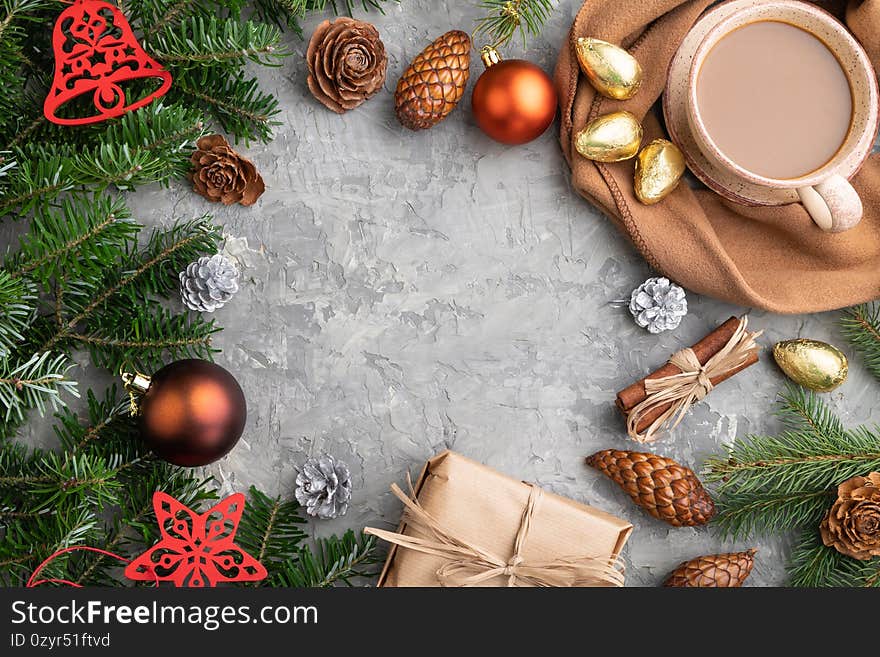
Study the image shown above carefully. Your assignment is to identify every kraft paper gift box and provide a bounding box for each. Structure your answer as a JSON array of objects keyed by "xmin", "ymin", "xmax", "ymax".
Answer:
[{"xmin": 366, "ymin": 450, "xmax": 633, "ymax": 587}]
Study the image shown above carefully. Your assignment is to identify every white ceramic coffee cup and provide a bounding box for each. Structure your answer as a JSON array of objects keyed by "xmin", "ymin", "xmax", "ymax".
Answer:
[{"xmin": 686, "ymin": 0, "xmax": 879, "ymax": 233}]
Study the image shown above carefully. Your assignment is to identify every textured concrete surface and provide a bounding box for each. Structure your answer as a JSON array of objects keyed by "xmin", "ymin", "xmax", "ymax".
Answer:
[{"xmin": 12, "ymin": 0, "xmax": 880, "ymax": 586}]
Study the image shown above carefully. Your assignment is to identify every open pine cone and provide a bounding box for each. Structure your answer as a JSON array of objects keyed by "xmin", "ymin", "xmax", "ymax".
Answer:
[
  {"xmin": 190, "ymin": 134, "xmax": 264, "ymax": 206},
  {"xmin": 306, "ymin": 17, "xmax": 387, "ymax": 114},
  {"xmin": 820, "ymin": 472, "xmax": 880, "ymax": 560}
]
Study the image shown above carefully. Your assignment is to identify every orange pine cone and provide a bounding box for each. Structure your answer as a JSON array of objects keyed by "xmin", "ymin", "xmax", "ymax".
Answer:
[
  {"xmin": 395, "ymin": 30, "xmax": 471, "ymax": 130},
  {"xmin": 663, "ymin": 549, "xmax": 757, "ymax": 587},
  {"xmin": 585, "ymin": 449, "xmax": 715, "ymax": 527}
]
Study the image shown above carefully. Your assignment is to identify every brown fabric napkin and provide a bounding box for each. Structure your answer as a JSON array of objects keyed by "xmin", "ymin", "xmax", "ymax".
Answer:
[{"xmin": 555, "ymin": 0, "xmax": 880, "ymax": 313}]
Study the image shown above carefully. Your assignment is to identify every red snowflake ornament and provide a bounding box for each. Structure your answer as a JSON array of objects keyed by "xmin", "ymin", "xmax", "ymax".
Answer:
[
  {"xmin": 125, "ymin": 492, "xmax": 267, "ymax": 587},
  {"xmin": 44, "ymin": 0, "xmax": 172, "ymax": 126}
]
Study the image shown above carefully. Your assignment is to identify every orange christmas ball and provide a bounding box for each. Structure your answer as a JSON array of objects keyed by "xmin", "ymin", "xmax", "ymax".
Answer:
[{"xmin": 471, "ymin": 48, "xmax": 558, "ymax": 145}]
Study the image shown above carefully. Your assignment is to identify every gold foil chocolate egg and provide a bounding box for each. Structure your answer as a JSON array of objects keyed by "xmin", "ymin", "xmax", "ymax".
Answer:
[
  {"xmin": 575, "ymin": 111, "xmax": 643, "ymax": 162},
  {"xmin": 576, "ymin": 37, "xmax": 643, "ymax": 100},
  {"xmin": 634, "ymin": 139, "xmax": 686, "ymax": 205},
  {"xmin": 773, "ymin": 339, "xmax": 848, "ymax": 392}
]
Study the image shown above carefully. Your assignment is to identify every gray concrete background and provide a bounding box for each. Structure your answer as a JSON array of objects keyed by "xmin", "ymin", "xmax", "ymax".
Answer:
[{"xmin": 13, "ymin": 0, "xmax": 880, "ymax": 586}]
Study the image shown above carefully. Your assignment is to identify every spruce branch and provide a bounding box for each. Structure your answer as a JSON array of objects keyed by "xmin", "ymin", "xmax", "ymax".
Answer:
[
  {"xmin": 705, "ymin": 387, "xmax": 880, "ymax": 586},
  {"xmin": 475, "ymin": 0, "xmax": 556, "ymax": 48},
  {"xmin": 788, "ymin": 530, "xmax": 880, "ymax": 587},
  {"xmin": 704, "ymin": 386, "xmax": 880, "ymax": 496},
  {"xmin": 842, "ymin": 303, "xmax": 880, "ymax": 382}
]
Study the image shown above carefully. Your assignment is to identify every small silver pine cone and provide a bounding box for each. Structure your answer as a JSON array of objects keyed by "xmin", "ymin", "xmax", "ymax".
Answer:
[
  {"xmin": 629, "ymin": 276, "xmax": 687, "ymax": 333},
  {"xmin": 179, "ymin": 254, "xmax": 240, "ymax": 313},
  {"xmin": 295, "ymin": 454, "xmax": 352, "ymax": 519}
]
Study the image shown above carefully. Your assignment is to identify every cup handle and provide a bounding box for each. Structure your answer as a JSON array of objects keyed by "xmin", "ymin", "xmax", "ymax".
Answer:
[{"xmin": 797, "ymin": 174, "xmax": 863, "ymax": 233}]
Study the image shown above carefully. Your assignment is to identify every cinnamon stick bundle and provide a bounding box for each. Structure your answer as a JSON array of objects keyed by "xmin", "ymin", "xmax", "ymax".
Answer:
[{"xmin": 616, "ymin": 317, "xmax": 760, "ymax": 436}]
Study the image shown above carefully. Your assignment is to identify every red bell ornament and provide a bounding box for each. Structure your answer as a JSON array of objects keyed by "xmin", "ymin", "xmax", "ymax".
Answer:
[{"xmin": 44, "ymin": 0, "xmax": 172, "ymax": 126}]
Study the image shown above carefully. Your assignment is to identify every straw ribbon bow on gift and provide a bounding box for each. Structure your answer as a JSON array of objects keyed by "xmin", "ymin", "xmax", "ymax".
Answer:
[
  {"xmin": 626, "ymin": 317, "xmax": 762, "ymax": 443},
  {"xmin": 364, "ymin": 480, "xmax": 625, "ymax": 587}
]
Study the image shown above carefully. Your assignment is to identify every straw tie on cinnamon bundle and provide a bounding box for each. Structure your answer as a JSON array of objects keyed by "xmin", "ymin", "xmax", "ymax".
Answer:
[{"xmin": 616, "ymin": 316, "xmax": 762, "ymax": 442}]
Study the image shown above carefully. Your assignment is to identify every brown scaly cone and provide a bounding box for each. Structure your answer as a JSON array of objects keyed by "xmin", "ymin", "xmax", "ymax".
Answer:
[
  {"xmin": 585, "ymin": 449, "xmax": 715, "ymax": 527},
  {"xmin": 189, "ymin": 135, "xmax": 265, "ymax": 206},
  {"xmin": 820, "ymin": 472, "xmax": 880, "ymax": 560},
  {"xmin": 395, "ymin": 30, "xmax": 471, "ymax": 130},
  {"xmin": 663, "ymin": 549, "xmax": 757, "ymax": 587},
  {"xmin": 306, "ymin": 17, "xmax": 387, "ymax": 114}
]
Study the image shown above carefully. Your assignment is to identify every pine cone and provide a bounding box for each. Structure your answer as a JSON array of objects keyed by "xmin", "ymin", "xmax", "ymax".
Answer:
[
  {"xmin": 629, "ymin": 277, "xmax": 687, "ymax": 334},
  {"xmin": 306, "ymin": 17, "xmax": 387, "ymax": 114},
  {"xmin": 663, "ymin": 549, "xmax": 757, "ymax": 587},
  {"xmin": 585, "ymin": 449, "xmax": 715, "ymax": 527},
  {"xmin": 395, "ymin": 30, "xmax": 471, "ymax": 130},
  {"xmin": 820, "ymin": 472, "xmax": 880, "ymax": 560},
  {"xmin": 295, "ymin": 454, "xmax": 352, "ymax": 519},
  {"xmin": 179, "ymin": 254, "xmax": 240, "ymax": 313},
  {"xmin": 189, "ymin": 134, "xmax": 265, "ymax": 206}
]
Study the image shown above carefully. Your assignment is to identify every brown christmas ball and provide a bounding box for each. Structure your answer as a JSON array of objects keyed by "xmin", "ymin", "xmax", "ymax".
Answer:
[
  {"xmin": 471, "ymin": 47, "xmax": 557, "ymax": 145},
  {"xmin": 139, "ymin": 359, "xmax": 246, "ymax": 467}
]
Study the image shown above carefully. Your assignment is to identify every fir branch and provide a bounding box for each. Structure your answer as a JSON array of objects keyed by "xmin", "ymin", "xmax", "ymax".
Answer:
[
  {"xmin": 842, "ymin": 303, "xmax": 880, "ymax": 381},
  {"xmin": 474, "ymin": 0, "xmax": 556, "ymax": 48},
  {"xmin": 5, "ymin": 196, "xmax": 138, "ymax": 287},
  {"xmin": 174, "ymin": 70, "xmax": 280, "ymax": 143},
  {"xmin": 0, "ymin": 271, "xmax": 34, "ymax": 358},
  {"xmin": 0, "ymin": 352, "xmax": 78, "ymax": 422},
  {"xmin": 150, "ymin": 17, "xmax": 288, "ymax": 68},
  {"xmin": 140, "ymin": 0, "xmax": 206, "ymax": 37},
  {"xmin": 39, "ymin": 215, "xmax": 221, "ymax": 352},
  {"xmin": 251, "ymin": 0, "xmax": 392, "ymax": 32},
  {"xmin": 271, "ymin": 531, "xmax": 381, "ymax": 587},
  {"xmin": 73, "ymin": 306, "xmax": 220, "ymax": 374},
  {"xmin": 236, "ymin": 486, "xmax": 307, "ymax": 580}
]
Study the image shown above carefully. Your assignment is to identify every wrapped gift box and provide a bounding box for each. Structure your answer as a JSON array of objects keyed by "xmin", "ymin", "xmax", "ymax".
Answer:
[{"xmin": 368, "ymin": 450, "xmax": 633, "ymax": 587}]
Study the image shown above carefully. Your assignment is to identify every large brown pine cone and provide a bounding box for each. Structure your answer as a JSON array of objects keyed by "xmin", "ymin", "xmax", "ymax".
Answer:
[
  {"xmin": 820, "ymin": 472, "xmax": 880, "ymax": 560},
  {"xmin": 585, "ymin": 449, "xmax": 715, "ymax": 527},
  {"xmin": 663, "ymin": 549, "xmax": 757, "ymax": 587},
  {"xmin": 306, "ymin": 17, "xmax": 387, "ymax": 114},
  {"xmin": 189, "ymin": 135, "xmax": 265, "ymax": 206},
  {"xmin": 395, "ymin": 30, "xmax": 471, "ymax": 130}
]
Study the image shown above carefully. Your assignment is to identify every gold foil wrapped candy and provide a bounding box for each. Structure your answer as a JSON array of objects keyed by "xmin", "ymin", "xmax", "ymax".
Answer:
[
  {"xmin": 634, "ymin": 139, "xmax": 686, "ymax": 205},
  {"xmin": 576, "ymin": 37, "xmax": 643, "ymax": 100},
  {"xmin": 575, "ymin": 111, "xmax": 643, "ymax": 162},
  {"xmin": 773, "ymin": 339, "xmax": 848, "ymax": 392}
]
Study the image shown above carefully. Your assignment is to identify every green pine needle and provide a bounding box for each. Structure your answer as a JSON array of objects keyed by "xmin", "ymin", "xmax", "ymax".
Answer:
[
  {"xmin": 704, "ymin": 386, "xmax": 880, "ymax": 586},
  {"xmin": 842, "ymin": 303, "xmax": 880, "ymax": 382},
  {"xmin": 271, "ymin": 530, "xmax": 382, "ymax": 587},
  {"xmin": 475, "ymin": 0, "xmax": 556, "ymax": 49}
]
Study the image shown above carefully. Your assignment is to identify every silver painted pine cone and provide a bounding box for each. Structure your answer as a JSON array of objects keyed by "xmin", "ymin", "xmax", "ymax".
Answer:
[
  {"xmin": 295, "ymin": 454, "xmax": 352, "ymax": 519},
  {"xmin": 629, "ymin": 276, "xmax": 687, "ymax": 333},
  {"xmin": 179, "ymin": 254, "xmax": 240, "ymax": 313}
]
